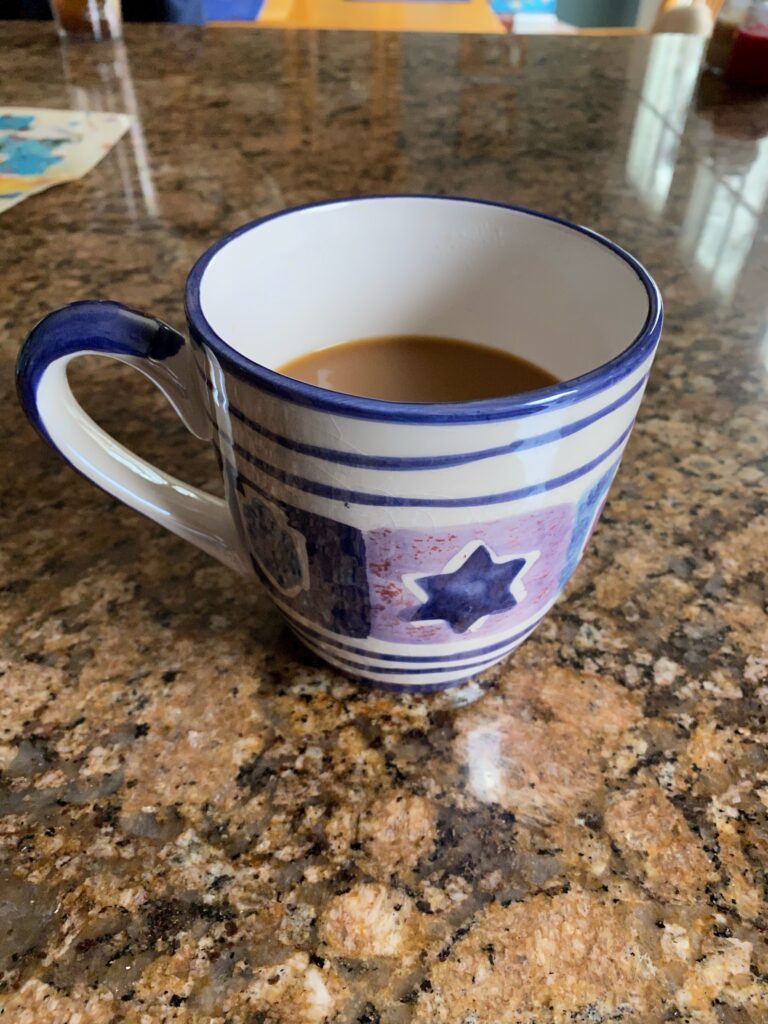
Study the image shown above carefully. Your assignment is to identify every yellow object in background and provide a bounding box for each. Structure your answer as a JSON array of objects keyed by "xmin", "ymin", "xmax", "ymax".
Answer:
[{"xmin": 222, "ymin": 0, "xmax": 504, "ymax": 33}]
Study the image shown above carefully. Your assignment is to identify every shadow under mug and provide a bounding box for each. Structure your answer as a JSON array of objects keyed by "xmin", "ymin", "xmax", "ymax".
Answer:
[{"xmin": 17, "ymin": 196, "xmax": 663, "ymax": 692}]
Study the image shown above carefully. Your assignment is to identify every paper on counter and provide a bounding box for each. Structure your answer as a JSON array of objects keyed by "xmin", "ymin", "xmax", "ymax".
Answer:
[{"xmin": 0, "ymin": 106, "xmax": 131, "ymax": 215}]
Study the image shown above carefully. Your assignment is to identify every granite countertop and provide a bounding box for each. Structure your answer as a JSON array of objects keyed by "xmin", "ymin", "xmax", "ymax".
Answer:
[{"xmin": 2, "ymin": 22, "xmax": 768, "ymax": 1024}]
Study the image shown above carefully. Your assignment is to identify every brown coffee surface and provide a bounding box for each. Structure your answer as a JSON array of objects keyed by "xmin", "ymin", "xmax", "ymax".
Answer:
[{"xmin": 278, "ymin": 335, "xmax": 558, "ymax": 403}]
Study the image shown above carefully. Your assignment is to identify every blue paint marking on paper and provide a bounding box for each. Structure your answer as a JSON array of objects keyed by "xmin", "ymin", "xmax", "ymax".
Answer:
[
  {"xmin": 0, "ymin": 135, "xmax": 66, "ymax": 176},
  {"xmin": 0, "ymin": 115, "xmax": 34, "ymax": 131}
]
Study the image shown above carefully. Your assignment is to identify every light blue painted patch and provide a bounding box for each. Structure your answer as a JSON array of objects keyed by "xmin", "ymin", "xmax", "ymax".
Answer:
[
  {"xmin": 0, "ymin": 114, "xmax": 35, "ymax": 131},
  {"xmin": 558, "ymin": 458, "xmax": 620, "ymax": 589},
  {"xmin": 0, "ymin": 136, "xmax": 65, "ymax": 176},
  {"xmin": 491, "ymin": 0, "xmax": 555, "ymax": 11}
]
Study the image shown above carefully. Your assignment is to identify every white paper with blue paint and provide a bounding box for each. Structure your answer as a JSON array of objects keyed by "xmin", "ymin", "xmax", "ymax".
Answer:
[{"xmin": 0, "ymin": 107, "xmax": 131, "ymax": 215}]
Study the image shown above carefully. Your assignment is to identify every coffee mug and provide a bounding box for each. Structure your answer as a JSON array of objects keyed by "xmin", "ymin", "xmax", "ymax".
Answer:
[{"xmin": 17, "ymin": 196, "xmax": 662, "ymax": 692}]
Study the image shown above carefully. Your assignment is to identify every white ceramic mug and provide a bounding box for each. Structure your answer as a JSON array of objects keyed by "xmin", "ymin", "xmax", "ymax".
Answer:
[{"xmin": 17, "ymin": 196, "xmax": 662, "ymax": 691}]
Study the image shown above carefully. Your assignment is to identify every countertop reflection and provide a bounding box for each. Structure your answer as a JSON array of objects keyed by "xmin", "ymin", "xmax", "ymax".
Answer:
[{"xmin": 2, "ymin": 23, "xmax": 768, "ymax": 1023}]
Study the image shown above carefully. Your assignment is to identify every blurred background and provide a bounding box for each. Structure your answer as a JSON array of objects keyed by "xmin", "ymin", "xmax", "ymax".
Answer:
[{"xmin": 0, "ymin": 0, "xmax": 726, "ymax": 33}]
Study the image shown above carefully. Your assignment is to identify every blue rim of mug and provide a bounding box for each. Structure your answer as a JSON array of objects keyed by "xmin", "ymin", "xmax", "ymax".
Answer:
[{"xmin": 185, "ymin": 195, "xmax": 663, "ymax": 425}]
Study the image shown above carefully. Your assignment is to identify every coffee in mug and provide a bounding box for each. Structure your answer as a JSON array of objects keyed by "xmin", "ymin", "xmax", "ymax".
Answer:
[
  {"xmin": 279, "ymin": 335, "xmax": 558, "ymax": 403},
  {"xmin": 17, "ymin": 196, "xmax": 662, "ymax": 691}
]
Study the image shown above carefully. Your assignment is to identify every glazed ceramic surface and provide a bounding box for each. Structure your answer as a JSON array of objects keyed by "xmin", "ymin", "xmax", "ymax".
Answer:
[{"xmin": 18, "ymin": 196, "xmax": 662, "ymax": 689}]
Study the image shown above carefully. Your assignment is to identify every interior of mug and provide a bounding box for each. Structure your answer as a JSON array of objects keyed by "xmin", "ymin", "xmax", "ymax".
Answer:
[{"xmin": 197, "ymin": 197, "xmax": 652, "ymax": 383}]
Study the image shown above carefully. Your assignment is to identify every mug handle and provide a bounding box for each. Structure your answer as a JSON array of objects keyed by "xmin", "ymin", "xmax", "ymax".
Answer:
[{"xmin": 16, "ymin": 300, "xmax": 248, "ymax": 575}]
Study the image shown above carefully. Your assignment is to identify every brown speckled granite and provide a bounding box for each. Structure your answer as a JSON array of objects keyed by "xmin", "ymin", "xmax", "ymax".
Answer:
[{"xmin": 1, "ymin": 23, "xmax": 768, "ymax": 1024}]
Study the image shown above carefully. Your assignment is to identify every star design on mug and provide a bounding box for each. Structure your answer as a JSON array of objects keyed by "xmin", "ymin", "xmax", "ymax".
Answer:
[{"xmin": 404, "ymin": 542, "xmax": 538, "ymax": 634}]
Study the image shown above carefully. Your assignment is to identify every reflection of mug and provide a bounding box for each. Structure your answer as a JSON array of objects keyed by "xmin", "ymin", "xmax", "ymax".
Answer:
[{"xmin": 17, "ymin": 197, "xmax": 662, "ymax": 692}]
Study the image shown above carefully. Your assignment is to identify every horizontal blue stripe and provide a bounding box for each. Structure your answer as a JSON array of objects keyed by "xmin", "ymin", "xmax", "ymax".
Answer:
[
  {"xmin": 204, "ymin": 372, "xmax": 646, "ymax": 471},
  {"xmin": 301, "ymin": 639, "xmax": 501, "ymax": 676},
  {"xmin": 225, "ymin": 422, "xmax": 632, "ymax": 508},
  {"xmin": 289, "ymin": 615, "xmax": 542, "ymax": 663}
]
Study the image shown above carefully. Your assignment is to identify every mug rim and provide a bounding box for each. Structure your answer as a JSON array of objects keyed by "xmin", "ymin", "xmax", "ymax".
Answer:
[{"xmin": 185, "ymin": 195, "xmax": 663, "ymax": 424}]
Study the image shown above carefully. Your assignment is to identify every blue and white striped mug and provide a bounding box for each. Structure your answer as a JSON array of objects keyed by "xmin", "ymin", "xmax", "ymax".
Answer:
[{"xmin": 17, "ymin": 197, "xmax": 662, "ymax": 692}]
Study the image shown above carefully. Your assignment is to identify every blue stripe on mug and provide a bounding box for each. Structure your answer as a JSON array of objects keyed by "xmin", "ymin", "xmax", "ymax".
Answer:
[
  {"xmin": 222, "ymin": 422, "xmax": 633, "ymax": 508},
  {"xmin": 289, "ymin": 615, "xmax": 543, "ymax": 663},
  {"xmin": 298, "ymin": 634, "xmax": 502, "ymax": 676},
  {"xmin": 203, "ymin": 372, "xmax": 647, "ymax": 471}
]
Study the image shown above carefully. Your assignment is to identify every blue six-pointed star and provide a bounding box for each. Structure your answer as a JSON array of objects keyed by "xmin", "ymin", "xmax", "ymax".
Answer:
[{"xmin": 411, "ymin": 544, "xmax": 527, "ymax": 633}]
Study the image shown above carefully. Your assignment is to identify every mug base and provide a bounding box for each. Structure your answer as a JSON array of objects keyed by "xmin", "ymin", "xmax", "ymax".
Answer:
[
  {"xmin": 350, "ymin": 673, "xmax": 491, "ymax": 697},
  {"xmin": 292, "ymin": 626, "xmax": 510, "ymax": 695}
]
